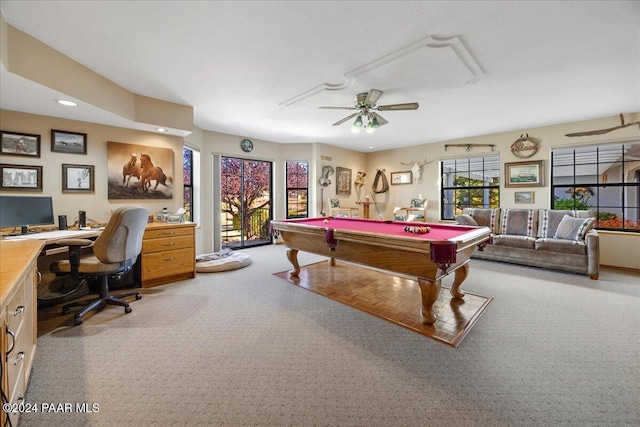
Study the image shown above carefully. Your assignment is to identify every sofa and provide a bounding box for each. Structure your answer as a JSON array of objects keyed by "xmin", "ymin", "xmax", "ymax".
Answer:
[{"xmin": 456, "ymin": 208, "xmax": 599, "ymax": 279}]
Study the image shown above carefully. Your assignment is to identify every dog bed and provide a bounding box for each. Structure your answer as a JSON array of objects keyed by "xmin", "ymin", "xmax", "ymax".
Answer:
[{"xmin": 196, "ymin": 249, "xmax": 252, "ymax": 273}]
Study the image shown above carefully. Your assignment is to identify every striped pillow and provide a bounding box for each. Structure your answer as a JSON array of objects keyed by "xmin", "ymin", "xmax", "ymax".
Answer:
[
  {"xmin": 537, "ymin": 209, "xmax": 592, "ymax": 238},
  {"xmin": 554, "ymin": 215, "xmax": 596, "ymax": 241},
  {"xmin": 462, "ymin": 208, "xmax": 499, "ymax": 233},
  {"xmin": 500, "ymin": 209, "xmax": 538, "ymax": 237}
]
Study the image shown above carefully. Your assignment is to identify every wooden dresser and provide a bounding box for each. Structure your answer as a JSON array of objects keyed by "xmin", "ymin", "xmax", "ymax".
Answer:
[
  {"xmin": 140, "ymin": 222, "xmax": 196, "ymax": 288},
  {"xmin": 1, "ymin": 240, "xmax": 43, "ymax": 426}
]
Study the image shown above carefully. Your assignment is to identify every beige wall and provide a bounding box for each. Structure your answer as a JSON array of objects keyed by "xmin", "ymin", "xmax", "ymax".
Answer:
[
  {"xmin": 0, "ymin": 109, "xmax": 184, "ymax": 228},
  {"xmin": 2, "ymin": 109, "xmax": 638, "ymax": 269},
  {"xmin": 366, "ymin": 113, "xmax": 640, "ymax": 269}
]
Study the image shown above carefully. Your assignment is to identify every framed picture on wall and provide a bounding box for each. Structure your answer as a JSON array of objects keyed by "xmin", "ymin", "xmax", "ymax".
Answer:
[
  {"xmin": 514, "ymin": 191, "xmax": 535, "ymax": 204},
  {"xmin": 107, "ymin": 141, "xmax": 174, "ymax": 199},
  {"xmin": 62, "ymin": 164, "xmax": 95, "ymax": 193},
  {"xmin": 51, "ymin": 130, "xmax": 87, "ymax": 154},
  {"xmin": 390, "ymin": 171, "xmax": 412, "ymax": 185},
  {"xmin": 0, "ymin": 163, "xmax": 43, "ymax": 191},
  {"xmin": 505, "ymin": 160, "xmax": 544, "ymax": 187},
  {"xmin": 0, "ymin": 130, "xmax": 41, "ymax": 158},
  {"xmin": 336, "ymin": 167, "xmax": 352, "ymax": 196}
]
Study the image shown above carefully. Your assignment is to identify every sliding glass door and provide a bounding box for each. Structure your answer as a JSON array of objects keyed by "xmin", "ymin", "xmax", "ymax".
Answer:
[{"xmin": 220, "ymin": 156, "xmax": 273, "ymax": 249}]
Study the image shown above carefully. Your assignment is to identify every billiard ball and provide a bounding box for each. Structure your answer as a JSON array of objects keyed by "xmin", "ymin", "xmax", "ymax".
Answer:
[{"xmin": 323, "ymin": 219, "xmax": 329, "ymax": 224}]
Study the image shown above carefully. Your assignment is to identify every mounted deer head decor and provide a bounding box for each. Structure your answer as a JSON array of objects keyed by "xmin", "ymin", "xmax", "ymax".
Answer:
[{"xmin": 400, "ymin": 159, "xmax": 427, "ymax": 180}]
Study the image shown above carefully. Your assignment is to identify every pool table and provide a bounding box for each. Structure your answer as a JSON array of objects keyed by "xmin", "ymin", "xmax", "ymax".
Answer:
[{"xmin": 271, "ymin": 217, "xmax": 490, "ymax": 325}]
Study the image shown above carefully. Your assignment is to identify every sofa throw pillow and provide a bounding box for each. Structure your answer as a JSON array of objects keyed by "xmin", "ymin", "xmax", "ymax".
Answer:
[
  {"xmin": 455, "ymin": 214, "xmax": 479, "ymax": 226},
  {"xmin": 554, "ymin": 215, "xmax": 596, "ymax": 241},
  {"xmin": 500, "ymin": 209, "xmax": 538, "ymax": 237},
  {"xmin": 537, "ymin": 209, "xmax": 592, "ymax": 238},
  {"xmin": 462, "ymin": 208, "xmax": 499, "ymax": 233}
]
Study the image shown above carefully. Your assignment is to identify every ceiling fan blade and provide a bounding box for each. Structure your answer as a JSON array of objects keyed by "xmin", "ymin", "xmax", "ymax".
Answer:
[
  {"xmin": 377, "ymin": 102, "xmax": 419, "ymax": 111},
  {"xmin": 371, "ymin": 112, "xmax": 388, "ymax": 126},
  {"xmin": 332, "ymin": 112, "xmax": 360, "ymax": 126},
  {"xmin": 319, "ymin": 106, "xmax": 358, "ymax": 110},
  {"xmin": 364, "ymin": 89, "xmax": 383, "ymax": 106}
]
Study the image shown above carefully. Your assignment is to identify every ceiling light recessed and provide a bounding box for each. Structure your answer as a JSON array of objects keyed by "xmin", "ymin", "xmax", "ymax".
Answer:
[
  {"xmin": 56, "ymin": 99, "xmax": 78, "ymax": 107},
  {"xmin": 155, "ymin": 127, "xmax": 168, "ymax": 133}
]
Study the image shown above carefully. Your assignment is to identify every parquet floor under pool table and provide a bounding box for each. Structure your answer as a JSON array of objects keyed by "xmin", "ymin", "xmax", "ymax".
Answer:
[{"xmin": 273, "ymin": 260, "xmax": 492, "ymax": 347}]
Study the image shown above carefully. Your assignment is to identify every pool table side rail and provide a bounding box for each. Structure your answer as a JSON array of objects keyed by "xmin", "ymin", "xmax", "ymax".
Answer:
[{"xmin": 271, "ymin": 220, "xmax": 490, "ymax": 254}]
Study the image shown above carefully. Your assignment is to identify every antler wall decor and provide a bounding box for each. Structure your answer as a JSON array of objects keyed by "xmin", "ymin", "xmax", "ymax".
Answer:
[{"xmin": 565, "ymin": 114, "xmax": 640, "ymax": 137}]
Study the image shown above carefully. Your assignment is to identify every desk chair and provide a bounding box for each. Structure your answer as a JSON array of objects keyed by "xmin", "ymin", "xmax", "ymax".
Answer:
[
  {"xmin": 393, "ymin": 198, "xmax": 428, "ymax": 222},
  {"xmin": 328, "ymin": 198, "xmax": 359, "ymax": 218},
  {"xmin": 50, "ymin": 206, "xmax": 148, "ymax": 326}
]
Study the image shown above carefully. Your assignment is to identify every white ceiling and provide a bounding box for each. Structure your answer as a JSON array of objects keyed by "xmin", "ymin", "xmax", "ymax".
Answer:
[{"xmin": 1, "ymin": 1, "xmax": 639, "ymax": 152}]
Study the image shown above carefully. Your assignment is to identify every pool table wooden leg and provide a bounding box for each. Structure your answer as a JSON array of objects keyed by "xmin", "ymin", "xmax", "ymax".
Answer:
[
  {"xmin": 286, "ymin": 248, "xmax": 300, "ymax": 278},
  {"xmin": 418, "ymin": 278, "xmax": 441, "ymax": 325},
  {"xmin": 450, "ymin": 263, "xmax": 469, "ymax": 300}
]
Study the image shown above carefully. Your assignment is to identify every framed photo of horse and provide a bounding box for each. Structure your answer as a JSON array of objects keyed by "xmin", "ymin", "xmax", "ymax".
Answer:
[
  {"xmin": 62, "ymin": 164, "xmax": 94, "ymax": 193},
  {"xmin": 51, "ymin": 130, "xmax": 87, "ymax": 154},
  {"xmin": 0, "ymin": 130, "xmax": 41, "ymax": 158},
  {"xmin": 1, "ymin": 163, "xmax": 43, "ymax": 191},
  {"xmin": 107, "ymin": 141, "xmax": 174, "ymax": 199}
]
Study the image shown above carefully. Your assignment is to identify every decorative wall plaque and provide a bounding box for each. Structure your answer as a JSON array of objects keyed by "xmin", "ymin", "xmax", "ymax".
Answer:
[{"xmin": 510, "ymin": 134, "xmax": 539, "ymax": 158}]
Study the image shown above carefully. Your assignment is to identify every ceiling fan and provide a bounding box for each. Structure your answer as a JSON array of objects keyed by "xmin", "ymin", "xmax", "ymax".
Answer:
[
  {"xmin": 565, "ymin": 114, "xmax": 640, "ymax": 137},
  {"xmin": 319, "ymin": 89, "xmax": 419, "ymax": 133}
]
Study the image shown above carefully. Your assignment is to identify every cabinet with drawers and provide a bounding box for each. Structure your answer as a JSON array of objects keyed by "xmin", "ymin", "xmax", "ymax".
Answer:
[
  {"xmin": 140, "ymin": 222, "xmax": 196, "ymax": 288},
  {"xmin": 1, "ymin": 240, "xmax": 42, "ymax": 427}
]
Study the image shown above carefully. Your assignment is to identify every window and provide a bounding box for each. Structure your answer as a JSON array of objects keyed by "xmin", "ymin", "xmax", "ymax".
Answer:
[
  {"xmin": 286, "ymin": 160, "xmax": 309, "ymax": 219},
  {"xmin": 551, "ymin": 142, "xmax": 640, "ymax": 232},
  {"xmin": 182, "ymin": 145, "xmax": 200, "ymax": 223},
  {"xmin": 441, "ymin": 155, "xmax": 500, "ymax": 220}
]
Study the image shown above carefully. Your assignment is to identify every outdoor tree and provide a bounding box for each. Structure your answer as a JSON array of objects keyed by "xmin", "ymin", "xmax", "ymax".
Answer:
[
  {"xmin": 286, "ymin": 161, "xmax": 308, "ymax": 217},
  {"xmin": 221, "ymin": 157, "xmax": 271, "ymax": 240}
]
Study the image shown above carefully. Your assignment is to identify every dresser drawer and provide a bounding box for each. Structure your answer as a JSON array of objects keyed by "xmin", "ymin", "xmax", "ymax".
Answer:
[
  {"xmin": 144, "ymin": 226, "xmax": 193, "ymax": 240},
  {"xmin": 142, "ymin": 235, "xmax": 194, "ymax": 254},
  {"xmin": 6, "ymin": 285, "xmax": 26, "ymax": 335},
  {"xmin": 141, "ymin": 248, "xmax": 194, "ymax": 281},
  {"xmin": 6, "ymin": 329, "xmax": 26, "ymax": 401}
]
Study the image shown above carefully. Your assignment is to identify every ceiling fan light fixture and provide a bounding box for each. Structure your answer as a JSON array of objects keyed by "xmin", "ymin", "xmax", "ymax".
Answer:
[
  {"xmin": 371, "ymin": 117, "xmax": 380, "ymax": 128},
  {"xmin": 365, "ymin": 122, "xmax": 375, "ymax": 133},
  {"xmin": 353, "ymin": 115, "xmax": 363, "ymax": 128}
]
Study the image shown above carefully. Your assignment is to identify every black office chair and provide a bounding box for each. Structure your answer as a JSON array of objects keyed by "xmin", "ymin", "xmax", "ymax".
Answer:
[{"xmin": 50, "ymin": 206, "xmax": 148, "ymax": 325}]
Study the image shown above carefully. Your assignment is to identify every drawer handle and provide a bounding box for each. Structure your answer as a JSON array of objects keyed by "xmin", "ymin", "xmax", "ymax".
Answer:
[
  {"xmin": 6, "ymin": 328, "xmax": 15, "ymax": 355},
  {"xmin": 13, "ymin": 305, "xmax": 25, "ymax": 317},
  {"xmin": 36, "ymin": 270, "xmax": 42, "ymax": 285},
  {"xmin": 164, "ymin": 257, "xmax": 176, "ymax": 261},
  {"xmin": 13, "ymin": 350, "xmax": 25, "ymax": 365},
  {"xmin": 163, "ymin": 242, "xmax": 176, "ymax": 246},
  {"xmin": 163, "ymin": 232, "xmax": 176, "ymax": 235}
]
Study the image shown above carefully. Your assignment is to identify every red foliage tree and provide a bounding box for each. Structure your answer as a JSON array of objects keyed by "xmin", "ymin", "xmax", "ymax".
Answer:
[{"xmin": 221, "ymin": 157, "xmax": 271, "ymax": 239}]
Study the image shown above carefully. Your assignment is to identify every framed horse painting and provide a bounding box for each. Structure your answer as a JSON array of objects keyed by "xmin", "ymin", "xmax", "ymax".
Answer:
[
  {"xmin": 0, "ymin": 163, "xmax": 43, "ymax": 191},
  {"xmin": 0, "ymin": 130, "xmax": 41, "ymax": 158},
  {"xmin": 107, "ymin": 141, "xmax": 174, "ymax": 199}
]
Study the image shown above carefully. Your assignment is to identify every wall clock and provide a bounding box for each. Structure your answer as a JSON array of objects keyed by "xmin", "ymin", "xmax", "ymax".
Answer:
[{"xmin": 240, "ymin": 139, "xmax": 253, "ymax": 152}]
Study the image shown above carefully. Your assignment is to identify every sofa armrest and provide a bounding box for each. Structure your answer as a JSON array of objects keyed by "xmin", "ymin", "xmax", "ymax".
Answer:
[{"xmin": 585, "ymin": 229, "xmax": 599, "ymax": 280}]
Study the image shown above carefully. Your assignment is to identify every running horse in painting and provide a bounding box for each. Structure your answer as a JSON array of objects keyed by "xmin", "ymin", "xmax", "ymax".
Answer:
[
  {"xmin": 122, "ymin": 154, "xmax": 142, "ymax": 187},
  {"xmin": 140, "ymin": 153, "xmax": 172, "ymax": 192}
]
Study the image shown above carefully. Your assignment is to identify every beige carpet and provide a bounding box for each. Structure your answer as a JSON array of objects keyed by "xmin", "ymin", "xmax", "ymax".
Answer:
[
  {"xmin": 20, "ymin": 244, "xmax": 640, "ymax": 426},
  {"xmin": 272, "ymin": 261, "xmax": 492, "ymax": 347}
]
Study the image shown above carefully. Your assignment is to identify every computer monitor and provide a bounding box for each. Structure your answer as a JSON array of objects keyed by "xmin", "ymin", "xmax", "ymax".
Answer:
[{"xmin": 0, "ymin": 195, "xmax": 54, "ymax": 235}]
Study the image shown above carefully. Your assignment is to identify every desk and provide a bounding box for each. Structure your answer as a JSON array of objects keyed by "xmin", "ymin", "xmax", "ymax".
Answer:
[
  {"xmin": 271, "ymin": 217, "xmax": 490, "ymax": 325},
  {"xmin": 3, "ymin": 229, "xmax": 101, "ymax": 254},
  {"xmin": 0, "ymin": 240, "xmax": 43, "ymax": 426}
]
